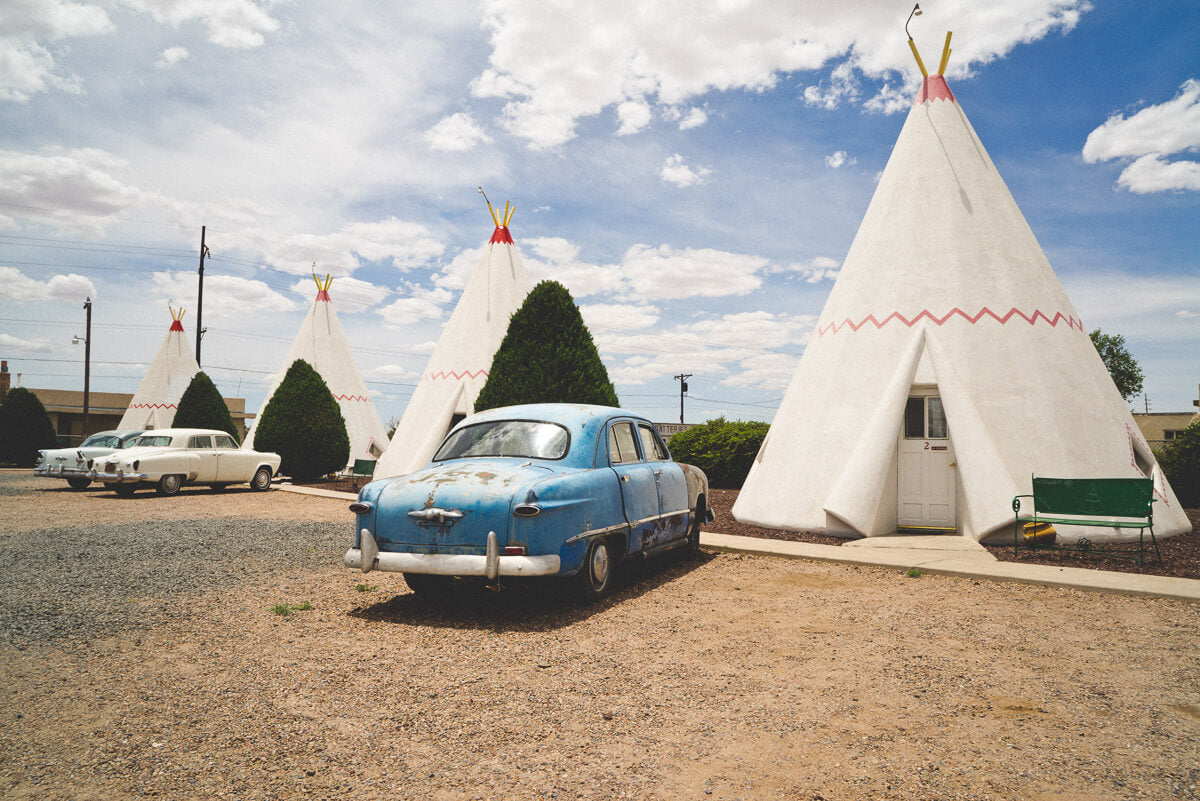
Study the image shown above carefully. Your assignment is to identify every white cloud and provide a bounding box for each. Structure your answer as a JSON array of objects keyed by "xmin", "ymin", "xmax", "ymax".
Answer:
[
  {"xmin": 659, "ymin": 153, "xmax": 712, "ymax": 188},
  {"xmin": 824, "ymin": 150, "xmax": 856, "ymax": 169},
  {"xmin": 619, "ymin": 244, "xmax": 765, "ymax": 300},
  {"xmin": 432, "ymin": 246, "xmax": 484, "ymax": 292},
  {"xmin": 0, "ymin": 266, "xmax": 96, "ymax": 301},
  {"xmin": 616, "ymin": 99, "xmax": 652, "ymax": 135},
  {"xmin": 376, "ymin": 296, "xmax": 446, "ymax": 328},
  {"xmin": 474, "ymin": 1, "xmax": 1091, "ymax": 147},
  {"xmin": 288, "ymin": 275, "xmax": 389, "ymax": 313},
  {"xmin": 150, "ymin": 271, "xmax": 294, "ymax": 317},
  {"xmin": 1177, "ymin": 310, "xmax": 1199, "ymax": 319},
  {"xmin": 1082, "ymin": 78, "xmax": 1200, "ymax": 193},
  {"xmin": 0, "ymin": 148, "xmax": 151, "ymax": 233},
  {"xmin": 363, "ymin": 363, "xmax": 419, "ymax": 382},
  {"xmin": 678, "ymin": 106, "xmax": 707, "ymax": 130},
  {"xmin": 522, "ymin": 236, "xmax": 624, "ymax": 298},
  {"xmin": 0, "ymin": 0, "xmax": 112, "ymax": 102},
  {"xmin": 0, "ymin": 333, "xmax": 54, "ymax": 354},
  {"xmin": 1060, "ymin": 270, "xmax": 1200, "ymax": 343},
  {"xmin": 121, "ymin": 0, "xmax": 280, "ymax": 49},
  {"xmin": 262, "ymin": 217, "xmax": 446, "ymax": 275},
  {"xmin": 777, "ymin": 255, "xmax": 840, "ymax": 283},
  {"xmin": 424, "ymin": 112, "xmax": 492, "ymax": 152},
  {"xmin": 579, "ymin": 303, "xmax": 660, "ymax": 332},
  {"xmin": 155, "ymin": 46, "xmax": 190, "ymax": 68}
]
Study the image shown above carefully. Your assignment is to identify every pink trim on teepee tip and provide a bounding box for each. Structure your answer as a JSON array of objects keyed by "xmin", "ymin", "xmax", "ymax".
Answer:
[
  {"xmin": 915, "ymin": 75, "xmax": 955, "ymax": 105},
  {"xmin": 316, "ymin": 290, "xmax": 331, "ymax": 301}
]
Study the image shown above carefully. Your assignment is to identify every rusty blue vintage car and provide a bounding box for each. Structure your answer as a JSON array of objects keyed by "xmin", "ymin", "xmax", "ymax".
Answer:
[{"xmin": 344, "ymin": 403, "xmax": 713, "ymax": 599}]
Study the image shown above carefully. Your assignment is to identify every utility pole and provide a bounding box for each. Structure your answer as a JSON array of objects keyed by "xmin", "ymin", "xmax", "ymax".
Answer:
[
  {"xmin": 195, "ymin": 226, "xmax": 209, "ymax": 367},
  {"xmin": 674, "ymin": 372, "xmax": 692, "ymax": 425},
  {"xmin": 82, "ymin": 296, "xmax": 91, "ymax": 434}
]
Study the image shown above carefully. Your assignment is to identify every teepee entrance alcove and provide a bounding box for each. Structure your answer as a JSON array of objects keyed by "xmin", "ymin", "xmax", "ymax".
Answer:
[{"xmin": 897, "ymin": 391, "xmax": 957, "ymax": 533}]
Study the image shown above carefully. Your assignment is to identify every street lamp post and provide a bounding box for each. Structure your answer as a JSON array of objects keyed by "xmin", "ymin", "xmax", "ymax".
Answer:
[{"xmin": 74, "ymin": 297, "xmax": 92, "ymax": 436}]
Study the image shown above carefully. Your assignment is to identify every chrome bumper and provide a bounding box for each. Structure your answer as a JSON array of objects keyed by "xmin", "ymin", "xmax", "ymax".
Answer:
[
  {"xmin": 34, "ymin": 465, "xmax": 89, "ymax": 478},
  {"xmin": 344, "ymin": 529, "xmax": 560, "ymax": 577},
  {"xmin": 88, "ymin": 469, "xmax": 148, "ymax": 483}
]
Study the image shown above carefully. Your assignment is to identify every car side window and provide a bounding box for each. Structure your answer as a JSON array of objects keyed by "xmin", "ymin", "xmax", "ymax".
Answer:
[
  {"xmin": 214, "ymin": 435, "xmax": 237, "ymax": 449},
  {"xmin": 188, "ymin": 435, "xmax": 213, "ymax": 449},
  {"xmin": 637, "ymin": 424, "xmax": 668, "ymax": 461},
  {"xmin": 609, "ymin": 422, "xmax": 641, "ymax": 465}
]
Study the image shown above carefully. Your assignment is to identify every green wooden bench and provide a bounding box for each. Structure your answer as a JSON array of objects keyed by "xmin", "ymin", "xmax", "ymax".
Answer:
[
  {"xmin": 1012, "ymin": 477, "xmax": 1160, "ymax": 566},
  {"xmin": 350, "ymin": 459, "xmax": 376, "ymax": 478}
]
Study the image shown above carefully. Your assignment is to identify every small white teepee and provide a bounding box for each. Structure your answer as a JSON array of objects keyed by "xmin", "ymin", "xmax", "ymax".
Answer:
[
  {"xmin": 733, "ymin": 34, "xmax": 1191, "ymax": 543},
  {"xmin": 118, "ymin": 305, "xmax": 200, "ymax": 431},
  {"xmin": 375, "ymin": 200, "xmax": 531, "ymax": 478},
  {"xmin": 246, "ymin": 274, "xmax": 389, "ymax": 466}
]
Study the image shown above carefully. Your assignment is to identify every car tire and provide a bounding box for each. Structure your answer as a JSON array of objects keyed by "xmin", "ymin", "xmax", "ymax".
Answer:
[
  {"xmin": 66, "ymin": 477, "xmax": 91, "ymax": 490},
  {"xmin": 403, "ymin": 573, "xmax": 455, "ymax": 598},
  {"xmin": 250, "ymin": 467, "xmax": 272, "ymax": 492},
  {"xmin": 114, "ymin": 484, "xmax": 138, "ymax": 498},
  {"xmin": 577, "ymin": 537, "xmax": 615, "ymax": 600},
  {"xmin": 156, "ymin": 474, "xmax": 182, "ymax": 496},
  {"xmin": 688, "ymin": 494, "xmax": 705, "ymax": 558}
]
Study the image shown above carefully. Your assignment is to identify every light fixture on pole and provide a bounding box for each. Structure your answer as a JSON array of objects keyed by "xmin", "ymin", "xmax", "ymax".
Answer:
[
  {"xmin": 73, "ymin": 296, "xmax": 92, "ymax": 435},
  {"xmin": 906, "ymin": 3, "xmax": 922, "ymax": 40}
]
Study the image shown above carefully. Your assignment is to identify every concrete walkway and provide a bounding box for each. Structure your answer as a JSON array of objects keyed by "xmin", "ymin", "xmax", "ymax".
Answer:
[{"xmin": 277, "ymin": 484, "xmax": 1200, "ymax": 603}]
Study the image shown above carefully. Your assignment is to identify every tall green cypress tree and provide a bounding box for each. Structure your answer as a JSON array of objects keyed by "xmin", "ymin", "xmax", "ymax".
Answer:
[
  {"xmin": 172, "ymin": 371, "xmax": 238, "ymax": 439},
  {"xmin": 474, "ymin": 280, "xmax": 619, "ymax": 412},
  {"xmin": 252, "ymin": 359, "xmax": 350, "ymax": 480},
  {"xmin": 0, "ymin": 387, "xmax": 58, "ymax": 466}
]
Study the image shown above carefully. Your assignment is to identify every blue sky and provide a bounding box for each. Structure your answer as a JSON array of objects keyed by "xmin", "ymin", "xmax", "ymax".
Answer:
[{"xmin": 1, "ymin": 0, "xmax": 1198, "ymax": 429}]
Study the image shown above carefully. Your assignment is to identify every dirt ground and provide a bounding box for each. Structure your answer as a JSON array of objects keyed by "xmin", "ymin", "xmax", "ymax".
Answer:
[{"xmin": 2, "ymin": 474, "xmax": 1199, "ymax": 800}]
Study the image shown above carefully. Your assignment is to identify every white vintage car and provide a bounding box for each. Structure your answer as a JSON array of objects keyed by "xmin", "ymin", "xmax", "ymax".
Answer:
[
  {"xmin": 89, "ymin": 428, "xmax": 282, "ymax": 497},
  {"xmin": 34, "ymin": 429, "xmax": 145, "ymax": 490}
]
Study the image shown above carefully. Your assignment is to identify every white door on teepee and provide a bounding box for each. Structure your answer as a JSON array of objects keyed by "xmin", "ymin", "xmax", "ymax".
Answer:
[{"xmin": 897, "ymin": 394, "xmax": 956, "ymax": 531}]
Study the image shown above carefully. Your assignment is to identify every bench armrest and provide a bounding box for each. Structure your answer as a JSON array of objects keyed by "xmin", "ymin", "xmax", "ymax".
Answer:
[{"xmin": 1012, "ymin": 494, "xmax": 1034, "ymax": 515}]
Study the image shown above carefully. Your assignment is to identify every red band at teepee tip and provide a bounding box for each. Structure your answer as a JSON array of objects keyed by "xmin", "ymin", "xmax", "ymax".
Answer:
[
  {"xmin": 316, "ymin": 290, "xmax": 331, "ymax": 301},
  {"xmin": 489, "ymin": 226, "xmax": 514, "ymax": 244},
  {"xmin": 916, "ymin": 75, "xmax": 956, "ymax": 105},
  {"xmin": 169, "ymin": 320, "xmax": 184, "ymax": 332}
]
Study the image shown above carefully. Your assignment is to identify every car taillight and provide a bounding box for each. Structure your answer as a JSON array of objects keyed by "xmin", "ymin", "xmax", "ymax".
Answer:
[
  {"xmin": 513, "ymin": 504, "xmax": 541, "ymax": 517},
  {"xmin": 349, "ymin": 502, "xmax": 373, "ymax": 515},
  {"xmin": 502, "ymin": 545, "xmax": 526, "ymax": 556}
]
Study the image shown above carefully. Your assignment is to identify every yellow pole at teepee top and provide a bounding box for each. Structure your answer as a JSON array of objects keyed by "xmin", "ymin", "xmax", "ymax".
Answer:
[
  {"xmin": 908, "ymin": 38, "xmax": 928, "ymax": 78},
  {"xmin": 937, "ymin": 31, "xmax": 953, "ymax": 75}
]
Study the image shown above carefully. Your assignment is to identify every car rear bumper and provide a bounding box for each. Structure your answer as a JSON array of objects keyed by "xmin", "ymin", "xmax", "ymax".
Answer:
[
  {"xmin": 88, "ymin": 469, "xmax": 148, "ymax": 483},
  {"xmin": 345, "ymin": 529, "xmax": 560, "ymax": 577},
  {"xmin": 34, "ymin": 465, "xmax": 88, "ymax": 477}
]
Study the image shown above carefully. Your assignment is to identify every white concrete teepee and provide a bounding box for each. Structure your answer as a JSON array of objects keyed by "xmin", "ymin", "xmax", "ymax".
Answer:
[
  {"xmin": 118, "ymin": 305, "xmax": 200, "ymax": 431},
  {"xmin": 375, "ymin": 199, "xmax": 531, "ymax": 478},
  {"xmin": 247, "ymin": 274, "xmax": 389, "ymax": 466},
  {"xmin": 733, "ymin": 33, "xmax": 1191, "ymax": 543}
]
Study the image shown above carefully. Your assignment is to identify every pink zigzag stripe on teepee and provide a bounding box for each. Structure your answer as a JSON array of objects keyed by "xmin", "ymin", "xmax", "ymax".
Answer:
[
  {"xmin": 816, "ymin": 306, "xmax": 1083, "ymax": 337},
  {"xmin": 424, "ymin": 369, "xmax": 489, "ymax": 381},
  {"xmin": 128, "ymin": 402, "xmax": 178, "ymax": 410},
  {"xmin": 1126, "ymin": 423, "xmax": 1170, "ymax": 506},
  {"xmin": 332, "ymin": 394, "xmax": 371, "ymax": 402}
]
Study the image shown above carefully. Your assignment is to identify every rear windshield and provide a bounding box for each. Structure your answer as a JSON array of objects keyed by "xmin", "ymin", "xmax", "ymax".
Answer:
[
  {"xmin": 434, "ymin": 420, "xmax": 570, "ymax": 461},
  {"xmin": 81, "ymin": 434, "xmax": 119, "ymax": 448},
  {"xmin": 133, "ymin": 435, "xmax": 173, "ymax": 448}
]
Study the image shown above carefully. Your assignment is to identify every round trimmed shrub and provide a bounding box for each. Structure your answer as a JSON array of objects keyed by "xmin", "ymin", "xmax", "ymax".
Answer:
[
  {"xmin": 252, "ymin": 359, "xmax": 350, "ymax": 480},
  {"xmin": 173, "ymin": 371, "xmax": 238, "ymax": 439},
  {"xmin": 0, "ymin": 387, "xmax": 58, "ymax": 467}
]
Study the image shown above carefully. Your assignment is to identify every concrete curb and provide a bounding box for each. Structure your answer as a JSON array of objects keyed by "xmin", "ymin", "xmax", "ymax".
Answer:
[
  {"xmin": 700, "ymin": 531, "xmax": 1200, "ymax": 603},
  {"xmin": 276, "ymin": 483, "xmax": 357, "ymax": 501}
]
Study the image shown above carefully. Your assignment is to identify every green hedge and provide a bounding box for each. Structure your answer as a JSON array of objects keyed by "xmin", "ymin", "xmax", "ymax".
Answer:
[
  {"xmin": 173, "ymin": 371, "xmax": 238, "ymax": 439},
  {"xmin": 252, "ymin": 359, "xmax": 350, "ymax": 480},
  {"xmin": 475, "ymin": 280, "xmax": 618, "ymax": 411},
  {"xmin": 666, "ymin": 417, "xmax": 769, "ymax": 489},
  {"xmin": 0, "ymin": 387, "xmax": 58, "ymax": 467},
  {"xmin": 1159, "ymin": 421, "xmax": 1200, "ymax": 508}
]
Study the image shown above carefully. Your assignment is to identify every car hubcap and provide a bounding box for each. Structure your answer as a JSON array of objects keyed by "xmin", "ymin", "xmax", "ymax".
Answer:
[{"xmin": 590, "ymin": 544, "xmax": 609, "ymax": 586}]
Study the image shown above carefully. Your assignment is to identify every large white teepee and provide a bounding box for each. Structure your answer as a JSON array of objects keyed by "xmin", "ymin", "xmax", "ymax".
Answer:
[
  {"xmin": 246, "ymin": 275, "xmax": 389, "ymax": 466},
  {"xmin": 733, "ymin": 38, "xmax": 1190, "ymax": 544},
  {"xmin": 118, "ymin": 306, "xmax": 200, "ymax": 431},
  {"xmin": 375, "ymin": 200, "xmax": 531, "ymax": 478}
]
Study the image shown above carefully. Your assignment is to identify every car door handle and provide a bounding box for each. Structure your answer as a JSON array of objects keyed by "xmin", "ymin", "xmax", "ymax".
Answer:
[
  {"xmin": 621, "ymin": 475, "xmax": 630, "ymax": 482},
  {"xmin": 653, "ymin": 469, "xmax": 662, "ymax": 476}
]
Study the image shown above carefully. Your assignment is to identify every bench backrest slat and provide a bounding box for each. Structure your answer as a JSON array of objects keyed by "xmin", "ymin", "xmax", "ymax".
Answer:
[{"xmin": 1031, "ymin": 477, "xmax": 1152, "ymax": 518}]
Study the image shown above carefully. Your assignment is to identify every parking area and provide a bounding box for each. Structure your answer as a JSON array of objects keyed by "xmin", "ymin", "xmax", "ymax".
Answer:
[{"xmin": 2, "ymin": 472, "xmax": 1198, "ymax": 800}]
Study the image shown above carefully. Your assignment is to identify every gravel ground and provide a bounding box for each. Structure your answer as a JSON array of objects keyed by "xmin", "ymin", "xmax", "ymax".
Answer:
[{"xmin": 2, "ymin": 471, "xmax": 1199, "ymax": 800}]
